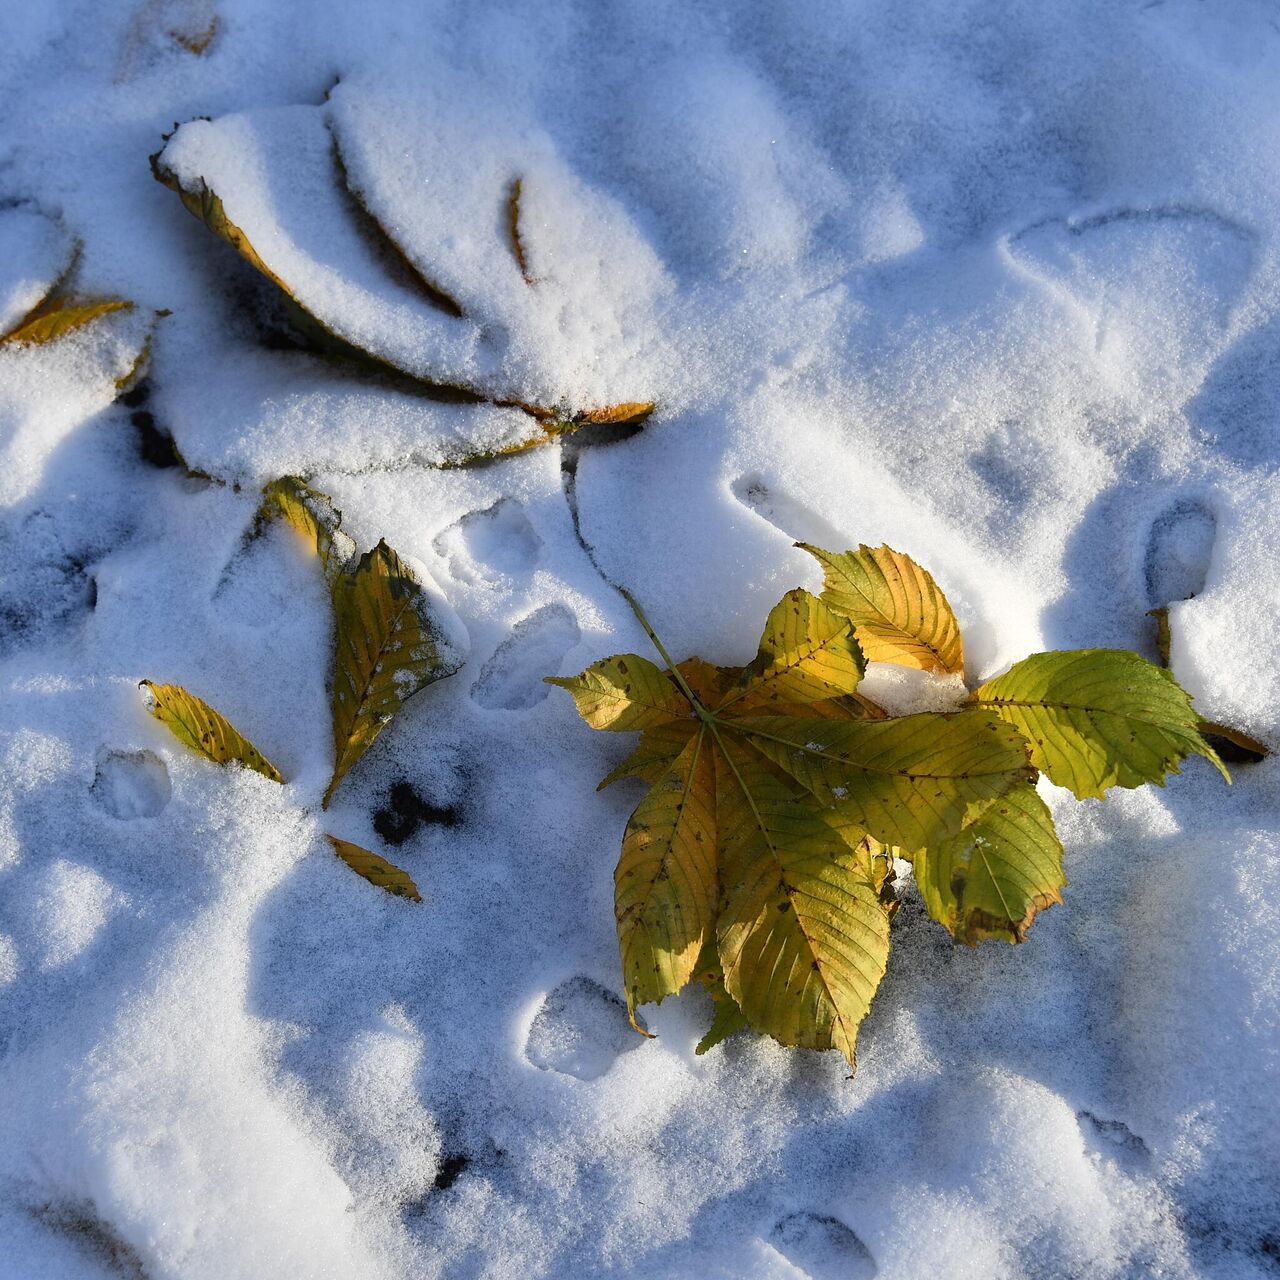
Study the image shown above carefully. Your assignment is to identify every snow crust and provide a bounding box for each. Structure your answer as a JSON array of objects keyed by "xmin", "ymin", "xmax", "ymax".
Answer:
[{"xmin": 0, "ymin": 1, "xmax": 1278, "ymax": 1277}]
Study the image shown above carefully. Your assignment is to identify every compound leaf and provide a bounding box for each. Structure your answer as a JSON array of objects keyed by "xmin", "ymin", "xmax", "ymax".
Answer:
[
  {"xmin": 971, "ymin": 649, "xmax": 1228, "ymax": 800},
  {"xmin": 141, "ymin": 680, "xmax": 283, "ymax": 782},
  {"xmin": 616, "ymin": 727, "xmax": 718, "ymax": 1027},
  {"xmin": 326, "ymin": 835, "xmax": 421, "ymax": 902},
  {"xmin": 911, "ymin": 782, "xmax": 1064, "ymax": 944},
  {"xmin": 326, "ymin": 540, "xmax": 463, "ymax": 806},
  {"xmin": 800, "ymin": 543, "xmax": 964, "ymax": 675}
]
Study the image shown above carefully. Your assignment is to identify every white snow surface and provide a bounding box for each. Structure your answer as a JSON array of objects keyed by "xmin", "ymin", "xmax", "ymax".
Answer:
[{"xmin": 1, "ymin": 1, "xmax": 1279, "ymax": 1277}]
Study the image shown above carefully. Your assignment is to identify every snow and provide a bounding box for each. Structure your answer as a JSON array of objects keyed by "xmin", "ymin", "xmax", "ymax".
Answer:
[{"xmin": 1, "ymin": 1, "xmax": 1278, "ymax": 1278}]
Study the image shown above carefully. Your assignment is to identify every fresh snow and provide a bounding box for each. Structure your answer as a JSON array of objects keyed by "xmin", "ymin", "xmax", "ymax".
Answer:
[{"xmin": 1, "ymin": 2, "xmax": 1278, "ymax": 1278}]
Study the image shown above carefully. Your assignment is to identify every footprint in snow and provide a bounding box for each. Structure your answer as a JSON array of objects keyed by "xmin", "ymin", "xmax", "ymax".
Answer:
[
  {"xmin": 433, "ymin": 497, "xmax": 542, "ymax": 586},
  {"xmin": 1144, "ymin": 498, "xmax": 1215, "ymax": 607},
  {"xmin": 471, "ymin": 603, "xmax": 580, "ymax": 710},
  {"xmin": 768, "ymin": 1211, "xmax": 878, "ymax": 1280},
  {"xmin": 730, "ymin": 474, "xmax": 847, "ymax": 550},
  {"xmin": 525, "ymin": 976, "xmax": 642, "ymax": 1081},
  {"xmin": 90, "ymin": 749, "xmax": 172, "ymax": 819}
]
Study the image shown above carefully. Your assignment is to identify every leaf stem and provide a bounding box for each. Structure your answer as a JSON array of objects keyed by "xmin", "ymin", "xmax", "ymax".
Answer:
[{"xmin": 621, "ymin": 589, "xmax": 708, "ymax": 715}]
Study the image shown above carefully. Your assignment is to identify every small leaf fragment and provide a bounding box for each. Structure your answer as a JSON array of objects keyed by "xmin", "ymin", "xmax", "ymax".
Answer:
[
  {"xmin": 326, "ymin": 540, "xmax": 463, "ymax": 806},
  {"xmin": 326, "ymin": 834, "xmax": 421, "ymax": 901},
  {"xmin": 800, "ymin": 543, "xmax": 965, "ymax": 675},
  {"xmin": 971, "ymin": 649, "xmax": 1229, "ymax": 799},
  {"xmin": 141, "ymin": 680, "xmax": 283, "ymax": 782},
  {"xmin": 911, "ymin": 783, "xmax": 1065, "ymax": 945},
  {"xmin": 507, "ymin": 176, "xmax": 534, "ymax": 284}
]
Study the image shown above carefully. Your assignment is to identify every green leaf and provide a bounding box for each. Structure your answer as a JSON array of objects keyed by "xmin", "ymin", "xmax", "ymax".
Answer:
[
  {"xmin": 141, "ymin": 680, "xmax": 283, "ymax": 782},
  {"xmin": 911, "ymin": 782, "xmax": 1064, "ymax": 944},
  {"xmin": 714, "ymin": 736, "xmax": 891, "ymax": 1069},
  {"xmin": 729, "ymin": 710, "xmax": 1033, "ymax": 853},
  {"xmin": 326, "ymin": 835, "xmax": 421, "ymax": 902},
  {"xmin": 546, "ymin": 654, "xmax": 690, "ymax": 732},
  {"xmin": 325, "ymin": 540, "xmax": 463, "ymax": 807},
  {"xmin": 616, "ymin": 727, "xmax": 718, "ymax": 1027},
  {"xmin": 800, "ymin": 543, "xmax": 965, "ymax": 675},
  {"xmin": 717, "ymin": 589, "xmax": 866, "ymax": 713},
  {"xmin": 971, "ymin": 649, "xmax": 1229, "ymax": 800},
  {"xmin": 256, "ymin": 476, "xmax": 356, "ymax": 588}
]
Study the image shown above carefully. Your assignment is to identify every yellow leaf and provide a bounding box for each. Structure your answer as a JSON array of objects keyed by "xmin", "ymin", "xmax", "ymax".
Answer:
[
  {"xmin": 718, "ymin": 589, "xmax": 866, "ymax": 714},
  {"xmin": 971, "ymin": 649, "xmax": 1228, "ymax": 800},
  {"xmin": 141, "ymin": 680, "xmax": 283, "ymax": 782},
  {"xmin": 911, "ymin": 782, "xmax": 1064, "ymax": 944},
  {"xmin": 547, "ymin": 654, "xmax": 690, "ymax": 732},
  {"xmin": 714, "ymin": 736, "xmax": 890, "ymax": 1069},
  {"xmin": 800, "ymin": 543, "xmax": 965, "ymax": 675},
  {"xmin": 326, "ymin": 834, "xmax": 421, "ymax": 902},
  {"xmin": 692, "ymin": 940, "xmax": 748, "ymax": 1055},
  {"xmin": 616, "ymin": 727, "xmax": 718, "ymax": 1027},
  {"xmin": 256, "ymin": 476, "xmax": 356, "ymax": 588},
  {"xmin": 326, "ymin": 540, "xmax": 462, "ymax": 806},
  {"xmin": 1, "ymin": 297, "xmax": 134, "ymax": 347}
]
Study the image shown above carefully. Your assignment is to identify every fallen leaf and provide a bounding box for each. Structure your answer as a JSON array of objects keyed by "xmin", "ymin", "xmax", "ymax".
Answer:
[
  {"xmin": 141, "ymin": 680, "xmax": 283, "ymax": 781},
  {"xmin": 326, "ymin": 834, "xmax": 421, "ymax": 901},
  {"xmin": 971, "ymin": 649, "xmax": 1228, "ymax": 799},
  {"xmin": 326, "ymin": 540, "xmax": 463, "ymax": 806},
  {"xmin": 799, "ymin": 542, "xmax": 965, "ymax": 675}
]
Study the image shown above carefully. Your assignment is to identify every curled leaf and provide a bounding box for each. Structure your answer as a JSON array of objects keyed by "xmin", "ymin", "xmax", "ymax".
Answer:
[
  {"xmin": 141, "ymin": 680, "xmax": 283, "ymax": 782},
  {"xmin": 326, "ymin": 834, "xmax": 421, "ymax": 901}
]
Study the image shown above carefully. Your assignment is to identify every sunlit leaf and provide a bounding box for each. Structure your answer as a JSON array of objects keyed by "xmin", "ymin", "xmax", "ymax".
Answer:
[
  {"xmin": 616, "ymin": 727, "xmax": 718, "ymax": 1027},
  {"xmin": 693, "ymin": 941, "xmax": 748, "ymax": 1055},
  {"xmin": 326, "ymin": 834, "xmax": 421, "ymax": 901},
  {"xmin": 800, "ymin": 543, "xmax": 965, "ymax": 675},
  {"xmin": 718, "ymin": 589, "xmax": 866, "ymax": 714},
  {"xmin": 546, "ymin": 653, "xmax": 689, "ymax": 732},
  {"xmin": 971, "ymin": 649, "xmax": 1228, "ymax": 800},
  {"xmin": 1, "ymin": 297, "xmax": 134, "ymax": 347},
  {"xmin": 326, "ymin": 540, "xmax": 463, "ymax": 806},
  {"xmin": 731, "ymin": 710, "xmax": 1033, "ymax": 853},
  {"xmin": 141, "ymin": 680, "xmax": 283, "ymax": 782},
  {"xmin": 911, "ymin": 782, "xmax": 1064, "ymax": 944},
  {"xmin": 257, "ymin": 475, "xmax": 356, "ymax": 588},
  {"xmin": 715, "ymin": 736, "xmax": 891, "ymax": 1069}
]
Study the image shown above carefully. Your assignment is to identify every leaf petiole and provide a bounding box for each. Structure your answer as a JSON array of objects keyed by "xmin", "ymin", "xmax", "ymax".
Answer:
[{"xmin": 620, "ymin": 589, "xmax": 710, "ymax": 717}]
